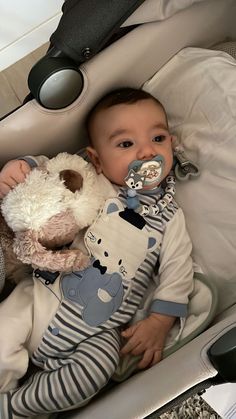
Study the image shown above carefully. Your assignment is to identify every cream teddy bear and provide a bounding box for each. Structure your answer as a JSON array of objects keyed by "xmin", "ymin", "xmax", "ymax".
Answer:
[{"xmin": 0, "ymin": 152, "xmax": 113, "ymax": 278}]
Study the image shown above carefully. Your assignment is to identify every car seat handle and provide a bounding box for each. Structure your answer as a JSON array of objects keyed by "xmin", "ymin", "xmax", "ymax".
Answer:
[
  {"xmin": 50, "ymin": 0, "xmax": 146, "ymax": 63},
  {"xmin": 27, "ymin": 0, "xmax": 146, "ymax": 109}
]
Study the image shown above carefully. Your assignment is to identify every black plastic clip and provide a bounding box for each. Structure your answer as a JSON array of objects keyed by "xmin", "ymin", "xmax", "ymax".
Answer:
[{"xmin": 34, "ymin": 269, "xmax": 60, "ymax": 285}]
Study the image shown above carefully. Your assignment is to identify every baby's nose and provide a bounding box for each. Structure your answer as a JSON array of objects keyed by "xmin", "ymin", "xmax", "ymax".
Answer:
[{"xmin": 137, "ymin": 144, "xmax": 156, "ymax": 160}]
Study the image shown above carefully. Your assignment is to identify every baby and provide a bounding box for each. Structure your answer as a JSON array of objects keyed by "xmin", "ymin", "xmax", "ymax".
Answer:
[
  {"xmin": 85, "ymin": 87, "xmax": 193, "ymax": 362},
  {"xmin": 0, "ymin": 88, "xmax": 194, "ymax": 418}
]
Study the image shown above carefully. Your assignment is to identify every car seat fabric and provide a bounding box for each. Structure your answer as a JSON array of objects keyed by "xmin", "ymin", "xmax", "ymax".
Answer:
[{"xmin": 122, "ymin": 0, "xmax": 207, "ymax": 26}]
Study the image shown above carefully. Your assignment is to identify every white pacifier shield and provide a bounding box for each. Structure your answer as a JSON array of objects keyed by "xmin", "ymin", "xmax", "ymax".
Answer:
[{"xmin": 138, "ymin": 160, "xmax": 163, "ymax": 186}]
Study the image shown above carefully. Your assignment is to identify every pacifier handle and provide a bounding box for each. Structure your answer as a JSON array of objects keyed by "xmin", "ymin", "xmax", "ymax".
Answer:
[
  {"xmin": 175, "ymin": 161, "xmax": 200, "ymax": 181},
  {"xmin": 172, "ymin": 137, "xmax": 200, "ymax": 181}
]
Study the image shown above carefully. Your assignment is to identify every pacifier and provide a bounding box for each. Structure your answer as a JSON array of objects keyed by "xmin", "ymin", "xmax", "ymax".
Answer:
[
  {"xmin": 124, "ymin": 155, "xmax": 165, "ymax": 193},
  {"xmin": 124, "ymin": 156, "xmax": 176, "ymax": 217}
]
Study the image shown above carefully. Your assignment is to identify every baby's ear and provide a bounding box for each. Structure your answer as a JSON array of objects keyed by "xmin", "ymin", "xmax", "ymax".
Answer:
[
  {"xmin": 86, "ymin": 147, "xmax": 102, "ymax": 174},
  {"xmin": 59, "ymin": 170, "xmax": 83, "ymax": 193}
]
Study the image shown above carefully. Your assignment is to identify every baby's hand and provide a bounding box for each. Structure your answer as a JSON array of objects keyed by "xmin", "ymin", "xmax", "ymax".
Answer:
[
  {"xmin": 0, "ymin": 160, "xmax": 31, "ymax": 198},
  {"xmin": 121, "ymin": 313, "xmax": 176, "ymax": 369}
]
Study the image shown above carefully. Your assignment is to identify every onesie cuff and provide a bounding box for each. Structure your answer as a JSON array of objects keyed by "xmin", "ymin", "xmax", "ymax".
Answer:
[
  {"xmin": 150, "ymin": 299, "xmax": 188, "ymax": 317},
  {"xmin": 18, "ymin": 156, "xmax": 38, "ymax": 168}
]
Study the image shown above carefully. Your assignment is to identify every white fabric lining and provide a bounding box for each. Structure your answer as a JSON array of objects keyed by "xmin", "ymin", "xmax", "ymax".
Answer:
[{"xmin": 143, "ymin": 47, "xmax": 236, "ymax": 314}]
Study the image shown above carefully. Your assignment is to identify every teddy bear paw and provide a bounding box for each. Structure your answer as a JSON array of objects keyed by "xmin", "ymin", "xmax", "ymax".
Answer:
[{"xmin": 73, "ymin": 251, "xmax": 91, "ymax": 271}]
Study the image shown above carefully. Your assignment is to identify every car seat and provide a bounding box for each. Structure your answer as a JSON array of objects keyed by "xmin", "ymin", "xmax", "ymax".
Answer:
[{"xmin": 0, "ymin": 0, "xmax": 236, "ymax": 417}]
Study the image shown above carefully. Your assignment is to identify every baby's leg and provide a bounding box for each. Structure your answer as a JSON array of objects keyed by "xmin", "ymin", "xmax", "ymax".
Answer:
[
  {"xmin": 1, "ymin": 328, "xmax": 121, "ymax": 418},
  {"xmin": 0, "ymin": 278, "xmax": 33, "ymax": 392}
]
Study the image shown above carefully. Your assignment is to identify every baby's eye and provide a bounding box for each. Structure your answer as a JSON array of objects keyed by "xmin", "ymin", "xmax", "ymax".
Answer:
[
  {"xmin": 153, "ymin": 135, "xmax": 166, "ymax": 143},
  {"xmin": 118, "ymin": 140, "xmax": 133, "ymax": 148}
]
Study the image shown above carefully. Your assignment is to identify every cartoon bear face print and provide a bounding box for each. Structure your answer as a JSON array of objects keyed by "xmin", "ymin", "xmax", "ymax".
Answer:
[{"xmin": 84, "ymin": 198, "xmax": 161, "ymax": 280}]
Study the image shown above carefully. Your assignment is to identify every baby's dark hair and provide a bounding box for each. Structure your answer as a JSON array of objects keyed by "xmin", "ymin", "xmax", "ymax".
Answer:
[{"xmin": 86, "ymin": 87, "xmax": 167, "ymax": 144}]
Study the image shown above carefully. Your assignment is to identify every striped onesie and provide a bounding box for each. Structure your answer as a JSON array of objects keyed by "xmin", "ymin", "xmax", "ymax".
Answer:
[{"xmin": 0, "ymin": 189, "xmax": 193, "ymax": 418}]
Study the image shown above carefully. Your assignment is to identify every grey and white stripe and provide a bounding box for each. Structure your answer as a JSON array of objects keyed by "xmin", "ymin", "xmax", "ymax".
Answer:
[
  {"xmin": 9, "ymin": 329, "xmax": 120, "ymax": 417},
  {"xmin": 3, "ymin": 191, "xmax": 178, "ymax": 418}
]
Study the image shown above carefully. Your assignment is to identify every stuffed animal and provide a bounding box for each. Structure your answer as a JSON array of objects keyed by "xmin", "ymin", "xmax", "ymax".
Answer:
[{"xmin": 0, "ymin": 152, "xmax": 114, "ymax": 275}]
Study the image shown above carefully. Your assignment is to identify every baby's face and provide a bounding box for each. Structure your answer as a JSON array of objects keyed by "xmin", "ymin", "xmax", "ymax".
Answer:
[{"xmin": 87, "ymin": 99, "xmax": 173, "ymax": 187}]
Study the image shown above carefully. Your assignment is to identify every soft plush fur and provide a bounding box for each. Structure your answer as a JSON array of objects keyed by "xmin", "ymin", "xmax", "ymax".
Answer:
[{"xmin": 1, "ymin": 153, "xmax": 113, "ymax": 275}]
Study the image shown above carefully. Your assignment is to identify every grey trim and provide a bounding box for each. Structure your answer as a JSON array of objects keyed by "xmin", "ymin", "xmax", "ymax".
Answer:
[
  {"xmin": 150, "ymin": 299, "xmax": 188, "ymax": 317},
  {"xmin": 18, "ymin": 156, "xmax": 38, "ymax": 168}
]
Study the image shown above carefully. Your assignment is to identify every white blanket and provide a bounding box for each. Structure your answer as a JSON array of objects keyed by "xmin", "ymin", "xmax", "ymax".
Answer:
[{"xmin": 143, "ymin": 47, "xmax": 236, "ymax": 314}]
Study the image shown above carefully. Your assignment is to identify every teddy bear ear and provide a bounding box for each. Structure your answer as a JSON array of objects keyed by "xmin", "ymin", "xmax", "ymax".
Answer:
[
  {"xmin": 13, "ymin": 229, "xmax": 89, "ymax": 272},
  {"xmin": 59, "ymin": 170, "xmax": 83, "ymax": 193}
]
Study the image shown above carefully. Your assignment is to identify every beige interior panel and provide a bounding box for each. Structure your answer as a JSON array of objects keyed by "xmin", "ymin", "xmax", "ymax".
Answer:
[{"xmin": 0, "ymin": 0, "xmax": 235, "ymax": 167}]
